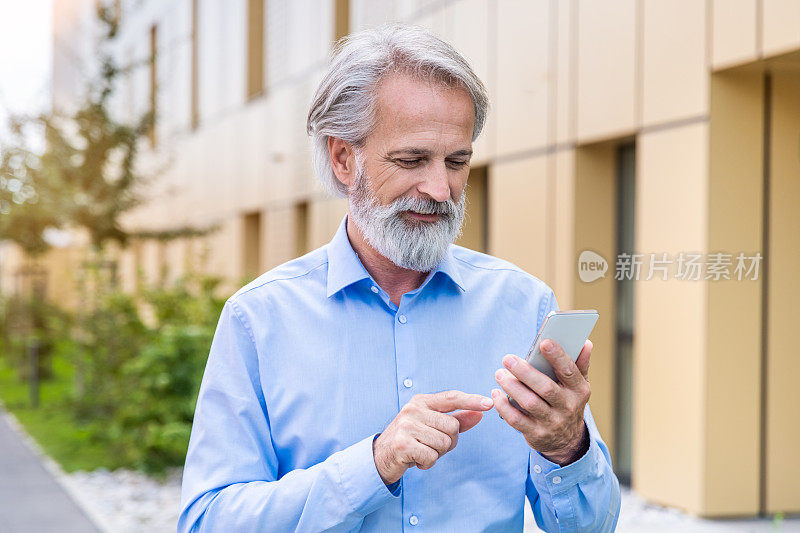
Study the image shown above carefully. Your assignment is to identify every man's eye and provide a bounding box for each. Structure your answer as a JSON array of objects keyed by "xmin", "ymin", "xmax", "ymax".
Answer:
[
  {"xmin": 397, "ymin": 159, "xmax": 421, "ymax": 166},
  {"xmin": 447, "ymin": 160, "xmax": 469, "ymax": 168}
]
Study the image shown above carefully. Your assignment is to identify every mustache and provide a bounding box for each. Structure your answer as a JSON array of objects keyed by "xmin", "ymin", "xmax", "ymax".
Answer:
[{"xmin": 384, "ymin": 192, "xmax": 462, "ymax": 219}]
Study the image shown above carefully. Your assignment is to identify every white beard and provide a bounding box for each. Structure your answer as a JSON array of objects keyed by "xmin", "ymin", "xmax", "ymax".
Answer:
[{"xmin": 347, "ymin": 155, "xmax": 467, "ymax": 272}]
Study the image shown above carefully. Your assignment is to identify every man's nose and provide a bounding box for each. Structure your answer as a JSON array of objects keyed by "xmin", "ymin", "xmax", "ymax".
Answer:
[{"xmin": 416, "ymin": 162, "xmax": 451, "ymax": 203}]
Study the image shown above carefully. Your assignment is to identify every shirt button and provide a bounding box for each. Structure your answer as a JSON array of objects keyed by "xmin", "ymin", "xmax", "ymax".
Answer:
[
  {"xmin": 533, "ymin": 464, "xmax": 542, "ymax": 474},
  {"xmin": 398, "ymin": 314, "xmax": 407, "ymax": 324},
  {"xmin": 552, "ymin": 476, "xmax": 562, "ymax": 484},
  {"xmin": 370, "ymin": 285, "xmax": 379, "ymax": 294},
  {"xmin": 403, "ymin": 378, "xmax": 413, "ymax": 388},
  {"xmin": 409, "ymin": 515, "xmax": 419, "ymax": 526}
]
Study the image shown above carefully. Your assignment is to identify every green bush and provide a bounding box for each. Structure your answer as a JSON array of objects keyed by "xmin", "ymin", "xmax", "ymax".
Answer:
[
  {"xmin": 0, "ymin": 292, "xmax": 72, "ymax": 382},
  {"xmin": 71, "ymin": 289, "xmax": 149, "ymax": 420},
  {"xmin": 110, "ymin": 273, "xmax": 224, "ymax": 473},
  {"xmin": 0, "ymin": 270, "xmax": 227, "ymax": 475}
]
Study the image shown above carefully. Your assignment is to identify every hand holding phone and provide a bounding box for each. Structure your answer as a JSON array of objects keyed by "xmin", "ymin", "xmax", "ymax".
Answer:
[{"xmin": 508, "ymin": 309, "xmax": 598, "ymax": 411}]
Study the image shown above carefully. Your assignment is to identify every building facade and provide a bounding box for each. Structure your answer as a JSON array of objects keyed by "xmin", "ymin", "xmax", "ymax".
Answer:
[{"xmin": 1, "ymin": 0, "xmax": 799, "ymax": 519}]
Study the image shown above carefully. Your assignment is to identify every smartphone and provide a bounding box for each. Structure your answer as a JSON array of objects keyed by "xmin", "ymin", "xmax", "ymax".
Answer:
[{"xmin": 508, "ymin": 310, "xmax": 599, "ymax": 411}]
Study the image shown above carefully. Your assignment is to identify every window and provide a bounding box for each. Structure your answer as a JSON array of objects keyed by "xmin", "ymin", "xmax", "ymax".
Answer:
[
  {"xmin": 295, "ymin": 201, "xmax": 309, "ymax": 257},
  {"xmin": 246, "ymin": 0, "xmax": 265, "ymax": 99},
  {"xmin": 242, "ymin": 211, "xmax": 262, "ymax": 279},
  {"xmin": 190, "ymin": 0, "xmax": 199, "ymax": 129},
  {"xmin": 333, "ymin": 0, "xmax": 350, "ymax": 44},
  {"xmin": 148, "ymin": 24, "xmax": 157, "ymax": 147},
  {"xmin": 614, "ymin": 142, "xmax": 636, "ymax": 487}
]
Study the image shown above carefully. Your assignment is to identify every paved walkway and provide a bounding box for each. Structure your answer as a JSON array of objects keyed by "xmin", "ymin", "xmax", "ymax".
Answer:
[{"xmin": 0, "ymin": 409, "xmax": 100, "ymax": 533}]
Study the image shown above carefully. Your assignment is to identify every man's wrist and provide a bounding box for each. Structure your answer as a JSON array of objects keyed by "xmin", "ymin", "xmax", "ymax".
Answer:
[
  {"xmin": 372, "ymin": 433, "xmax": 399, "ymax": 487},
  {"xmin": 540, "ymin": 422, "xmax": 590, "ymax": 466}
]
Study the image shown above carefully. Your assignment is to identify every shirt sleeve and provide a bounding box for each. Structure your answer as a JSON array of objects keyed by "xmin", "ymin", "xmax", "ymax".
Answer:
[
  {"xmin": 526, "ymin": 404, "xmax": 621, "ymax": 532},
  {"xmin": 525, "ymin": 288, "xmax": 621, "ymax": 532},
  {"xmin": 178, "ymin": 300, "xmax": 399, "ymax": 533}
]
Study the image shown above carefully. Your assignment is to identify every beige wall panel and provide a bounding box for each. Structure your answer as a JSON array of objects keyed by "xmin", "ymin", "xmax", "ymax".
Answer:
[
  {"xmin": 634, "ymin": 123, "xmax": 709, "ymax": 514},
  {"xmin": 163, "ymin": 239, "xmax": 187, "ymax": 286},
  {"xmin": 140, "ymin": 239, "xmax": 165, "ymax": 289},
  {"xmin": 394, "ymin": 0, "xmax": 431, "ymax": 21},
  {"xmin": 495, "ymin": 0, "xmax": 550, "ymax": 157},
  {"xmin": 0, "ymin": 243, "xmax": 23, "ymax": 297},
  {"xmin": 236, "ymin": 102, "xmax": 270, "ymax": 212},
  {"xmin": 444, "ymin": 0, "xmax": 494, "ymax": 163},
  {"xmin": 192, "ymin": 127, "xmax": 232, "ymax": 218},
  {"xmin": 552, "ymin": 150, "xmax": 576, "ymax": 311},
  {"xmin": 488, "ymin": 155, "xmax": 548, "ymax": 280},
  {"xmin": 42, "ymin": 247, "xmax": 81, "ymax": 312},
  {"xmin": 118, "ymin": 244, "xmax": 139, "ymax": 295},
  {"xmin": 412, "ymin": 5, "xmax": 447, "ymax": 38},
  {"xmin": 200, "ymin": 216, "xmax": 243, "ymax": 297},
  {"xmin": 158, "ymin": 152, "xmax": 190, "ymax": 229},
  {"xmin": 632, "ymin": 273, "xmax": 707, "ymax": 513},
  {"xmin": 765, "ymin": 70, "xmax": 800, "ymax": 514},
  {"xmin": 705, "ymin": 71, "xmax": 762, "ymax": 516},
  {"xmin": 555, "ymin": 0, "xmax": 575, "ymax": 144},
  {"xmin": 576, "ymin": 0, "xmax": 637, "ymax": 142},
  {"xmin": 221, "ymin": 119, "xmax": 247, "ymax": 213},
  {"xmin": 762, "ymin": 0, "xmax": 800, "ymax": 56},
  {"xmin": 712, "ymin": 0, "xmax": 758, "ymax": 70},
  {"xmin": 185, "ymin": 236, "xmax": 207, "ymax": 277},
  {"xmin": 350, "ymin": 0, "xmax": 396, "ymax": 31},
  {"xmin": 573, "ymin": 143, "xmax": 616, "ymax": 458},
  {"xmin": 261, "ymin": 87, "xmax": 301, "ymax": 204},
  {"xmin": 308, "ymin": 197, "xmax": 349, "ymax": 250},
  {"xmin": 641, "ymin": 0, "xmax": 708, "ymax": 126}
]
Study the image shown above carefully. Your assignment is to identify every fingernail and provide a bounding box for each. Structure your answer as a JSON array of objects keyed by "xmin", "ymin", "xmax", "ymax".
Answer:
[
  {"xmin": 481, "ymin": 397, "xmax": 494, "ymax": 408},
  {"xmin": 542, "ymin": 340, "xmax": 554, "ymax": 353},
  {"xmin": 495, "ymin": 369, "xmax": 504, "ymax": 381},
  {"xmin": 503, "ymin": 354, "xmax": 517, "ymax": 368}
]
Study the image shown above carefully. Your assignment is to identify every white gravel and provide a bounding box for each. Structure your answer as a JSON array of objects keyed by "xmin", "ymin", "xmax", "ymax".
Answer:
[
  {"xmin": 60, "ymin": 467, "xmax": 799, "ymax": 533},
  {"xmin": 61, "ymin": 468, "xmax": 182, "ymax": 533}
]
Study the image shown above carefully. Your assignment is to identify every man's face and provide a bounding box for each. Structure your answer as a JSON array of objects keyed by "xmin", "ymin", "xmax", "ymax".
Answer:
[{"xmin": 347, "ymin": 72, "xmax": 475, "ymax": 272}]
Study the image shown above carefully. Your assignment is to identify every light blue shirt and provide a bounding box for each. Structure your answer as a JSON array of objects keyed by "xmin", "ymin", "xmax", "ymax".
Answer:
[{"xmin": 179, "ymin": 213, "xmax": 621, "ymax": 532}]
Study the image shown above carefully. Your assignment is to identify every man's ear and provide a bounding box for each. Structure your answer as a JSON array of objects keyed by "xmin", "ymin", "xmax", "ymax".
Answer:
[{"xmin": 328, "ymin": 137, "xmax": 357, "ymax": 189}]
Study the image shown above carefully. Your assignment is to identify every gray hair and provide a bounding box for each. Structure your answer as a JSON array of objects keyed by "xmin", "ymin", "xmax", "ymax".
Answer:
[{"xmin": 306, "ymin": 23, "xmax": 490, "ymax": 198}]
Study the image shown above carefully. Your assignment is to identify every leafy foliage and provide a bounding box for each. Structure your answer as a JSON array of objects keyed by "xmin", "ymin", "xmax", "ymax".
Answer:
[
  {"xmin": 0, "ymin": 271, "xmax": 226, "ymax": 474},
  {"xmin": 0, "ymin": 2, "xmax": 153, "ymax": 256}
]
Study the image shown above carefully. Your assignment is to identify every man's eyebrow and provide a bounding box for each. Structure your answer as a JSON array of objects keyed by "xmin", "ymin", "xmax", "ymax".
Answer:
[{"xmin": 386, "ymin": 148, "xmax": 473, "ymax": 157}]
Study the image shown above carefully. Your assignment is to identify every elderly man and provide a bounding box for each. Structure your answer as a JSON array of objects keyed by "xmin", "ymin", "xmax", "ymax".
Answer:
[{"xmin": 179, "ymin": 24, "xmax": 620, "ymax": 532}]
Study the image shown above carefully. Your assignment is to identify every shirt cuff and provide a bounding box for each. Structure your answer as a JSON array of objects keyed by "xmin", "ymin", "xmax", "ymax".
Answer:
[
  {"xmin": 529, "ymin": 421, "xmax": 602, "ymax": 494},
  {"xmin": 333, "ymin": 433, "xmax": 401, "ymax": 517}
]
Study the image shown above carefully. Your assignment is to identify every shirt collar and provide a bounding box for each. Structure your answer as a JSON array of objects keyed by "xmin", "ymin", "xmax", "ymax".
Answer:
[{"xmin": 325, "ymin": 213, "xmax": 467, "ymax": 298}]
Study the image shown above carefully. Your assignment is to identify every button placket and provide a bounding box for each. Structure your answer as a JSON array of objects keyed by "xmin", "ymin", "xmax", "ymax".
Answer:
[{"xmin": 393, "ymin": 302, "xmax": 420, "ymax": 524}]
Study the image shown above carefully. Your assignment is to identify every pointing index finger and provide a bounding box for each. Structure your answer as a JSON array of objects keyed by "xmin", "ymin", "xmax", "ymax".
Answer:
[{"xmin": 421, "ymin": 390, "xmax": 494, "ymax": 413}]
